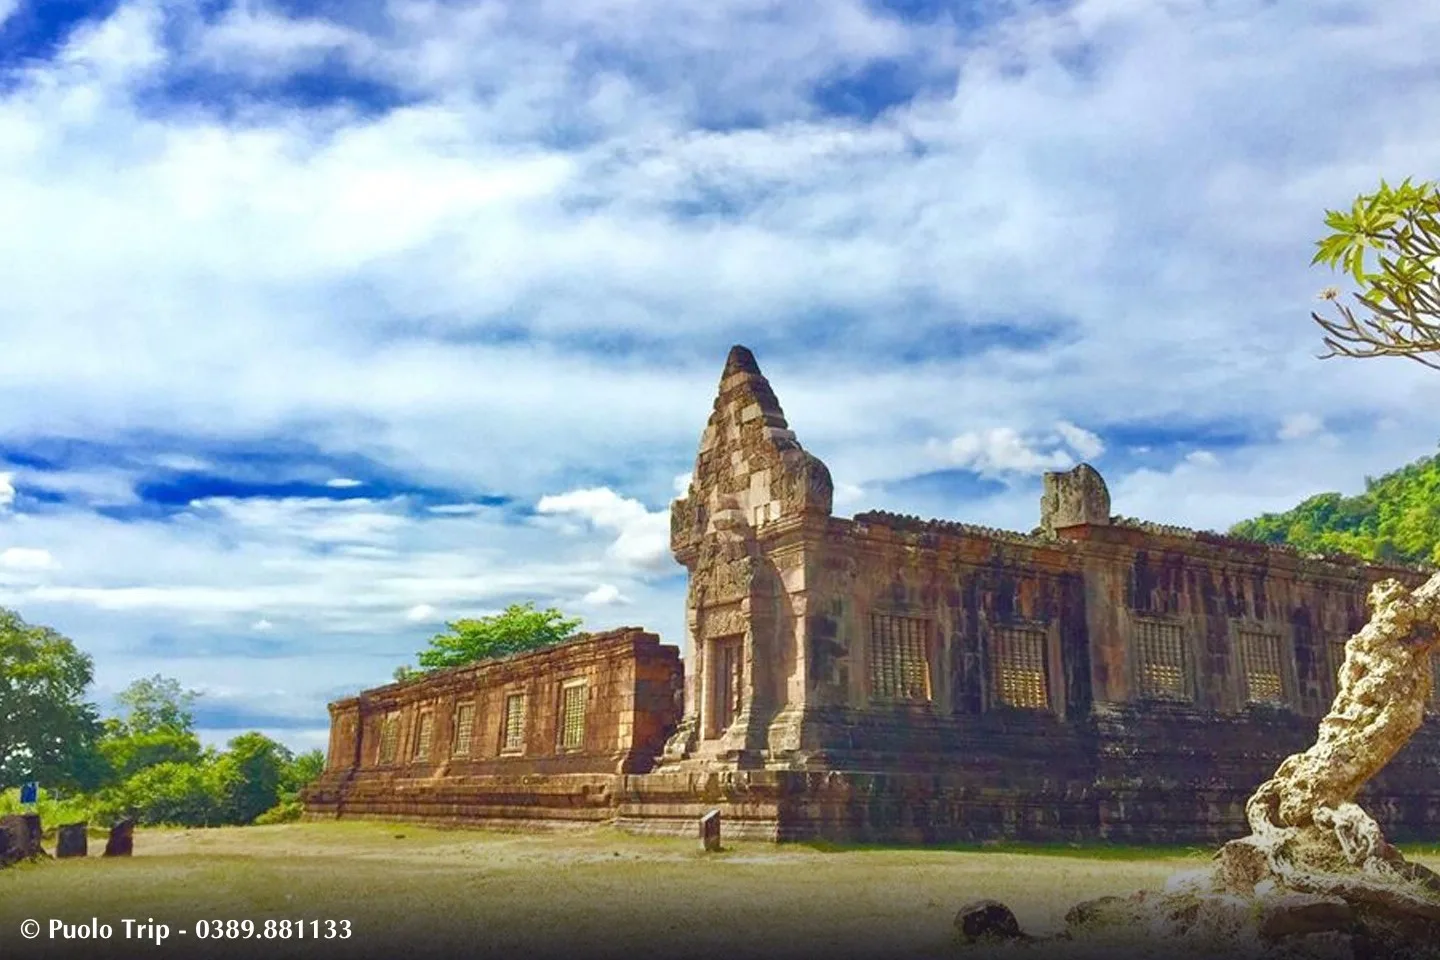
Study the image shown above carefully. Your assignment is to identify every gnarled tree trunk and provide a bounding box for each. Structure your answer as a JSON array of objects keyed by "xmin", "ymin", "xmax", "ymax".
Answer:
[{"xmin": 1219, "ymin": 572, "xmax": 1440, "ymax": 905}]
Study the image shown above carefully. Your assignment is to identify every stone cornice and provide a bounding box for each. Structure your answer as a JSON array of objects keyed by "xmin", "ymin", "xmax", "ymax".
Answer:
[{"xmin": 332, "ymin": 628, "xmax": 677, "ymax": 713}]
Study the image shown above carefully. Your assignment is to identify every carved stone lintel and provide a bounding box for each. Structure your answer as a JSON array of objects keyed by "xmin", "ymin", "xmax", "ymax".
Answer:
[{"xmin": 702, "ymin": 604, "xmax": 746, "ymax": 639}]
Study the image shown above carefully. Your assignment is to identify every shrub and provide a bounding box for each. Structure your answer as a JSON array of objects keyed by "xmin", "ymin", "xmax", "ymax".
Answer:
[{"xmin": 254, "ymin": 799, "xmax": 304, "ymax": 825}]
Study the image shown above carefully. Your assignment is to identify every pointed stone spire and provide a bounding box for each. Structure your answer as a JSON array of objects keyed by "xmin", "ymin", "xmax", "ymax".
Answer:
[
  {"xmin": 723, "ymin": 344, "xmax": 762, "ymax": 377},
  {"xmin": 716, "ymin": 344, "xmax": 788, "ymax": 430},
  {"xmin": 670, "ymin": 345, "xmax": 832, "ymax": 564}
]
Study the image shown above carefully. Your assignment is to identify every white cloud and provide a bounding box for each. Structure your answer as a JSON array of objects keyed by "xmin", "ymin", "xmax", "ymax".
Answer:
[
  {"xmin": 0, "ymin": 547, "xmax": 57, "ymax": 570},
  {"xmin": 1185, "ymin": 450, "xmax": 1220, "ymax": 467},
  {"xmin": 581, "ymin": 584, "xmax": 628, "ymax": 606},
  {"xmin": 1278, "ymin": 413, "xmax": 1324, "ymax": 440},
  {"xmin": 153, "ymin": 454, "xmax": 213, "ymax": 471},
  {"xmin": 929, "ymin": 420, "xmax": 1106, "ymax": 478},
  {"xmin": 672, "ymin": 472, "xmax": 692, "ymax": 496},
  {"xmin": 405, "ymin": 603, "xmax": 439, "ymax": 623},
  {"xmin": 833, "ymin": 481, "xmax": 866, "ymax": 508},
  {"xmin": 325, "ymin": 478, "xmax": 364, "ymax": 488},
  {"xmin": 1055, "ymin": 421, "xmax": 1105, "ymax": 460},
  {"xmin": 58, "ymin": 0, "xmax": 167, "ymax": 82},
  {"xmin": 189, "ymin": 5, "xmax": 378, "ymax": 82},
  {"xmin": 251, "ymin": 618, "xmax": 274, "ymax": 632},
  {"xmin": 932, "ymin": 427, "xmax": 1075, "ymax": 476},
  {"xmin": 192, "ymin": 497, "xmax": 408, "ymax": 546},
  {"xmin": 535, "ymin": 488, "xmax": 671, "ymax": 569},
  {"xmin": 0, "ymin": 473, "xmax": 13, "ymax": 510}
]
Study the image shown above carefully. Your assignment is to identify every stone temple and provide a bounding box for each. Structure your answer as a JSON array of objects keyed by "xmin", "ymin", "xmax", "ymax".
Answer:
[{"xmin": 304, "ymin": 346, "xmax": 1440, "ymax": 842}]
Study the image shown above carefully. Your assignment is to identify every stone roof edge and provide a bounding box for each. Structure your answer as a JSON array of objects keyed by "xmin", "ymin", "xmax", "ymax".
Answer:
[
  {"xmin": 847, "ymin": 510, "xmax": 1061, "ymax": 548},
  {"xmin": 843, "ymin": 510, "xmax": 1434, "ymax": 577},
  {"xmin": 1107, "ymin": 516, "xmax": 1436, "ymax": 575},
  {"xmin": 332, "ymin": 625, "xmax": 667, "ymax": 707}
]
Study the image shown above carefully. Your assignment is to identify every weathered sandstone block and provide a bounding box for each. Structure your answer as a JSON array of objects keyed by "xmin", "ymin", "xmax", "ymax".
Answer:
[
  {"xmin": 103, "ymin": 818, "xmax": 134, "ymax": 857},
  {"xmin": 56, "ymin": 822, "xmax": 88, "ymax": 858},
  {"xmin": 0, "ymin": 814, "xmax": 44, "ymax": 867},
  {"xmin": 699, "ymin": 809, "xmax": 721, "ymax": 852}
]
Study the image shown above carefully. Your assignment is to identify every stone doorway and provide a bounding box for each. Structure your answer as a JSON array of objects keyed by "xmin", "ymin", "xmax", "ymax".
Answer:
[{"xmin": 708, "ymin": 634, "xmax": 743, "ymax": 738}]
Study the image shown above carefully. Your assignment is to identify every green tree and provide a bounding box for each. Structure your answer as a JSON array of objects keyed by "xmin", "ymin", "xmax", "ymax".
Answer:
[
  {"xmin": 214, "ymin": 732, "xmax": 292, "ymax": 824},
  {"xmin": 1231, "ymin": 448, "xmax": 1440, "ymax": 566},
  {"xmin": 115, "ymin": 674, "xmax": 198, "ymax": 734},
  {"xmin": 0, "ymin": 608, "xmax": 106, "ymax": 791},
  {"xmin": 1311, "ymin": 177, "xmax": 1440, "ymax": 368},
  {"xmin": 408, "ymin": 602, "xmax": 582, "ymax": 673},
  {"xmin": 255, "ymin": 748, "xmax": 328, "ymax": 824},
  {"xmin": 97, "ymin": 723, "xmax": 203, "ymax": 782},
  {"xmin": 97, "ymin": 758, "xmax": 228, "ymax": 827},
  {"xmin": 98, "ymin": 674, "xmax": 203, "ymax": 781},
  {"xmin": 281, "ymin": 749, "xmax": 325, "ymax": 796}
]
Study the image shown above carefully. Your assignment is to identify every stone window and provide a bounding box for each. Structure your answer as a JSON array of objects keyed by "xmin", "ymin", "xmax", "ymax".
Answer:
[
  {"xmin": 377, "ymin": 713, "xmax": 400, "ymax": 764},
  {"xmin": 1328, "ymin": 639, "xmax": 1348, "ymax": 689},
  {"xmin": 451, "ymin": 702, "xmax": 475, "ymax": 757},
  {"xmin": 501, "ymin": 693, "xmax": 527, "ymax": 753},
  {"xmin": 868, "ymin": 614, "xmax": 930, "ymax": 702},
  {"xmin": 1238, "ymin": 629, "xmax": 1287, "ymax": 705},
  {"xmin": 412, "ymin": 711, "xmax": 434, "ymax": 761},
  {"xmin": 1132, "ymin": 618, "xmax": 1188, "ymax": 700},
  {"xmin": 1429, "ymin": 653, "xmax": 1440, "ymax": 711},
  {"xmin": 558, "ymin": 679, "xmax": 587, "ymax": 750},
  {"xmin": 991, "ymin": 626, "xmax": 1049, "ymax": 710}
]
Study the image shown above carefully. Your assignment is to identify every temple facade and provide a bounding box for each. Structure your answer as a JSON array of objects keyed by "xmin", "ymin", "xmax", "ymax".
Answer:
[{"xmin": 304, "ymin": 345, "xmax": 1440, "ymax": 843}]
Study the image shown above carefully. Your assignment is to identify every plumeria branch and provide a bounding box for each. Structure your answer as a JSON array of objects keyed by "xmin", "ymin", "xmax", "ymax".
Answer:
[{"xmin": 1311, "ymin": 178, "xmax": 1440, "ymax": 369}]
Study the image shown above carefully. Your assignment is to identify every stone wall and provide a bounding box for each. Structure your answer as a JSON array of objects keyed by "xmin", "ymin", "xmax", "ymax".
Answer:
[{"xmin": 303, "ymin": 628, "xmax": 683, "ymax": 827}]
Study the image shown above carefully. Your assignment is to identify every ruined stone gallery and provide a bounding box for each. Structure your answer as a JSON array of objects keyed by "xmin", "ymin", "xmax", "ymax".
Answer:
[{"xmin": 303, "ymin": 346, "xmax": 1440, "ymax": 843}]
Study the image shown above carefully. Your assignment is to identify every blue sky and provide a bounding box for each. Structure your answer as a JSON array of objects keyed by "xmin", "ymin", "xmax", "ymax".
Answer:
[{"xmin": 2, "ymin": 0, "xmax": 1439, "ymax": 753}]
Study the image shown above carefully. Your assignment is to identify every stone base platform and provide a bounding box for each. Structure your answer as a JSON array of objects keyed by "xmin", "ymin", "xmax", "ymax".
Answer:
[{"xmin": 304, "ymin": 764, "xmax": 1440, "ymax": 846}]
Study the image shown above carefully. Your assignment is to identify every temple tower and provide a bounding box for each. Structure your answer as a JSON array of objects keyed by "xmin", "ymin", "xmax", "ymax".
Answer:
[{"xmin": 662, "ymin": 346, "xmax": 833, "ymax": 768}]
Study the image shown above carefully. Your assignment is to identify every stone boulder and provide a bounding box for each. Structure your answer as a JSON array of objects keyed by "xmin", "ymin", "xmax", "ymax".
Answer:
[
  {"xmin": 954, "ymin": 900, "xmax": 1025, "ymax": 943},
  {"xmin": 56, "ymin": 822, "xmax": 88, "ymax": 859},
  {"xmin": 0, "ymin": 814, "xmax": 45, "ymax": 866},
  {"xmin": 103, "ymin": 818, "xmax": 135, "ymax": 857}
]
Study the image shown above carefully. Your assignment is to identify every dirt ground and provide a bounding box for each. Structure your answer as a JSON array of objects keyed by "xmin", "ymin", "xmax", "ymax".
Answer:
[{"xmin": 3, "ymin": 822, "xmax": 1437, "ymax": 960}]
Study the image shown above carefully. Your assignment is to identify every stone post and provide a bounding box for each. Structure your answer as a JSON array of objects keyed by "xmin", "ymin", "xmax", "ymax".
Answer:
[
  {"xmin": 700, "ymin": 809, "xmax": 721, "ymax": 852},
  {"xmin": 56, "ymin": 822, "xmax": 88, "ymax": 858},
  {"xmin": 103, "ymin": 818, "xmax": 135, "ymax": 857}
]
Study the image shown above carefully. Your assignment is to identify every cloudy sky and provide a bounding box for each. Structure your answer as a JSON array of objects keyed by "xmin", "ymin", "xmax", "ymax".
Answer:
[{"xmin": 2, "ymin": 0, "xmax": 1438, "ymax": 754}]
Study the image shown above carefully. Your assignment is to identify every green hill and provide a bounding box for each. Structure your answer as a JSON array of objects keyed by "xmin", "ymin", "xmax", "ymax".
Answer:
[{"xmin": 1228, "ymin": 448, "xmax": 1440, "ymax": 566}]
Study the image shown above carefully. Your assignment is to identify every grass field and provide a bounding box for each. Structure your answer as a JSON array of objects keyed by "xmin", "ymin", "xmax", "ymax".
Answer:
[{"xmin": 4, "ymin": 822, "xmax": 1438, "ymax": 960}]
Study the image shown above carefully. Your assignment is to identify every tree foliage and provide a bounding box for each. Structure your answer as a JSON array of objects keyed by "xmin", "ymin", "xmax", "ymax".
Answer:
[
  {"xmin": 98, "ymin": 724, "xmax": 203, "ymax": 782},
  {"xmin": 1230, "ymin": 448, "xmax": 1440, "ymax": 565},
  {"xmin": 115, "ymin": 674, "xmax": 198, "ymax": 735},
  {"xmin": 403, "ymin": 602, "xmax": 583, "ymax": 674},
  {"xmin": 214, "ymin": 732, "xmax": 292, "ymax": 825},
  {"xmin": 1, "ymin": 607, "xmax": 326, "ymax": 828},
  {"xmin": 1312, "ymin": 177, "xmax": 1440, "ymax": 368},
  {"xmin": 98, "ymin": 674, "xmax": 204, "ymax": 780},
  {"xmin": 0, "ymin": 608, "xmax": 105, "ymax": 791},
  {"xmin": 97, "ymin": 760, "xmax": 231, "ymax": 827}
]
